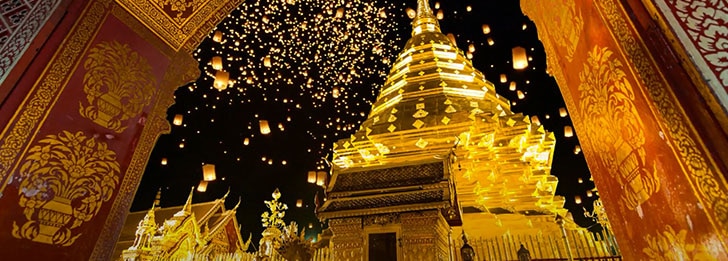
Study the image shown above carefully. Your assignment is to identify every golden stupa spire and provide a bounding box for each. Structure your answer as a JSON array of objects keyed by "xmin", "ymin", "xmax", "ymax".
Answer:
[
  {"xmin": 174, "ymin": 187, "xmax": 195, "ymax": 217},
  {"xmin": 412, "ymin": 0, "xmax": 440, "ymax": 35}
]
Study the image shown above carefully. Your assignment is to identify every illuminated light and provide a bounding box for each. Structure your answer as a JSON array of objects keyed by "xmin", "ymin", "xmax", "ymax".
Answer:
[
  {"xmin": 500, "ymin": 74, "xmax": 507, "ymax": 83},
  {"xmin": 332, "ymin": 87, "xmax": 340, "ymax": 98},
  {"xmin": 564, "ymin": 126, "xmax": 574, "ymax": 137},
  {"xmin": 517, "ymin": 90, "xmax": 525, "ymax": 100},
  {"xmin": 244, "ymin": 138, "xmax": 250, "ymax": 146},
  {"xmin": 211, "ymin": 56, "xmax": 223, "ymax": 70},
  {"xmin": 264, "ymin": 56, "xmax": 272, "ymax": 67},
  {"xmin": 559, "ymin": 107, "xmax": 568, "ymax": 117},
  {"xmin": 575, "ymin": 195, "xmax": 582, "ymax": 204},
  {"xmin": 586, "ymin": 190, "xmax": 594, "ymax": 197},
  {"xmin": 197, "ymin": 180, "xmax": 208, "ymax": 192},
  {"xmin": 179, "ymin": 142, "xmax": 185, "ymax": 148},
  {"xmin": 509, "ymin": 81, "xmax": 516, "ymax": 91},
  {"xmin": 296, "ymin": 199, "xmax": 303, "ymax": 208},
  {"xmin": 436, "ymin": 10, "xmax": 444, "ymax": 20},
  {"xmin": 468, "ymin": 44, "xmax": 476, "ymax": 53},
  {"xmin": 487, "ymin": 37, "xmax": 495, "ymax": 46},
  {"xmin": 307, "ymin": 171, "xmax": 316, "ymax": 183},
  {"xmin": 268, "ymin": 159, "xmax": 273, "ymax": 165},
  {"xmin": 446, "ymin": 33, "xmax": 457, "ymax": 44},
  {"xmin": 212, "ymin": 30, "xmax": 223, "ymax": 42},
  {"xmin": 308, "ymin": 223, "xmax": 313, "ymax": 229},
  {"xmin": 530, "ymin": 115, "xmax": 541, "ymax": 126},
  {"xmin": 173, "ymin": 114, "xmax": 183, "ymax": 126},
  {"xmin": 466, "ymin": 52, "xmax": 473, "ymax": 59},
  {"xmin": 578, "ymin": 177, "xmax": 584, "ymax": 183},
  {"xmin": 203, "ymin": 164, "xmax": 216, "ymax": 181},
  {"xmin": 161, "ymin": 158, "xmax": 168, "ymax": 165},
  {"xmin": 545, "ymin": 114, "xmax": 551, "ymax": 119},
  {"xmin": 378, "ymin": 9, "xmax": 387, "ymax": 18},
  {"xmin": 466, "ymin": 5, "xmax": 472, "ymax": 12},
  {"xmin": 316, "ymin": 171, "xmax": 327, "ymax": 186},
  {"xmin": 522, "ymin": 23, "xmax": 528, "ymax": 30},
  {"xmin": 433, "ymin": 50, "xmax": 457, "ymax": 60},
  {"xmin": 262, "ymin": 15, "xmax": 269, "ymax": 23},
  {"xmin": 259, "ymin": 120, "xmax": 271, "ymax": 135},
  {"xmin": 278, "ymin": 123, "xmax": 285, "ymax": 131},
  {"xmin": 406, "ymin": 8, "xmax": 416, "ymax": 19},
  {"xmin": 482, "ymin": 24, "xmax": 491, "ymax": 34},
  {"xmin": 574, "ymin": 145, "xmax": 582, "ymax": 154},
  {"xmin": 335, "ymin": 8, "xmax": 344, "ymax": 18},
  {"xmin": 213, "ymin": 70, "xmax": 230, "ymax": 91},
  {"xmin": 512, "ymin": 46, "xmax": 528, "ymax": 70},
  {"xmin": 435, "ymin": 1, "xmax": 440, "ymax": 9},
  {"xmin": 442, "ymin": 87, "xmax": 484, "ymax": 98}
]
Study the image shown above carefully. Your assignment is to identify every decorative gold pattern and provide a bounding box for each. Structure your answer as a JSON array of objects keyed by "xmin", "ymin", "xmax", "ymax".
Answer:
[
  {"xmin": 596, "ymin": 0, "xmax": 728, "ymax": 241},
  {"xmin": 114, "ymin": 0, "xmax": 243, "ymax": 51},
  {"xmin": 12, "ymin": 131, "xmax": 120, "ymax": 246},
  {"xmin": 577, "ymin": 46, "xmax": 659, "ymax": 209},
  {"xmin": 643, "ymin": 226, "xmax": 716, "ymax": 260},
  {"xmin": 79, "ymin": 41, "xmax": 157, "ymax": 133}
]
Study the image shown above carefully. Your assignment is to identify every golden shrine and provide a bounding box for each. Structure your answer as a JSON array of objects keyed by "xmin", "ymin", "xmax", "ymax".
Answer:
[
  {"xmin": 316, "ymin": 0, "xmax": 570, "ymax": 259},
  {"xmin": 114, "ymin": 190, "xmax": 250, "ymax": 260}
]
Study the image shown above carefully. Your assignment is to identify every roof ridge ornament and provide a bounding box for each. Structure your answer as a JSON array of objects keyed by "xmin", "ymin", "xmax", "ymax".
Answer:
[{"xmin": 412, "ymin": 0, "xmax": 440, "ymax": 35}]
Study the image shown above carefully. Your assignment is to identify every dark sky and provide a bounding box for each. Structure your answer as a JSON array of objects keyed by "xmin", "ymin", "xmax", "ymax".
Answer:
[{"xmin": 130, "ymin": 0, "xmax": 598, "ymax": 246}]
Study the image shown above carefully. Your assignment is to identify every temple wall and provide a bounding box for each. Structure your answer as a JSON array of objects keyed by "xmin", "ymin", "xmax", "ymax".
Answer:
[
  {"xmin": 0, "ymin": 0, "xmax": 241, "ymax": 260},
  {"xmin": 522, "ymin": 0, "xmax": 728, "ymax": 259}
]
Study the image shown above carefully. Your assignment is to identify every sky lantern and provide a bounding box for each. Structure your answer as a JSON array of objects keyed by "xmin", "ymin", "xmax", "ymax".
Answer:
[
  {"xmin": 264, "ymin": 56, "xmax": 272, "ymax": 67},
  {"xmin": 530, "ymin": 115, "xmax": 541, "ymax": 126},
  {"xmin": 161, "ymin": 158, "xmax": 168, "ymax": 165},
  {"xmin": 211, "ymin": 56, "xmax": 223, "ymax": 70},
  {"xmin": 509, "ymin": 81, "xmax": 516, "ymax": 91},
  {"xmin": 173, "ymin": 114, "xmax": 183, "ymax": 126},
  {"xmin": 203, "ymin": 164, "xmax": 216, "ymax": 181},
  {"xmin": 435, "ymin": 2, "xmax": 440, "ymax": 9},
  {"xmin": 436, "ymin": 10, "xmax": 444, "ymax": 20},
  {"xmin": 214, "ymin": 70, "xmax": 229, "ymax": 91},
  {"xmin": 197, "ymin": 180, "xmax": 208, "ymax": 192},
  {"xmin": 259, "ymin": 120, "xmax": 271, "ymax": 135},
  {"xmin": 307, "ymin": 171, "xmax": 316, "ymax": 183},
  {"xmin": 487, "ymin": 37, "xmax": 494, "ymax": 46},
  {"xmin": 512, "ymin": 46, "xmax": 528, "ymax": 70},
  {"xmin": 332, "ymin": 87, "xmax": 340, "ymax": 98},
  {"xmin": 296, "ymin": 199, "xmax": 303, "ymax": 208},
  {"xmin": 482, "ymin": 24, "xmax": 491, "ymax": 34},
  {"xmin": 586, "ymin": 190, "xmax": 594, "ymax": 197},
  {"xmin": 517, "ymin": 90, "xmax": 525, "ymax": 100},
  {"xmin": 564, "ymin": 126, "xmax": 574, "ymax": 137},
  {"xmin": 212, "ymin": 30, "xmax": 223, "ymax": 42},
  {"xmin": 559, "ymin": 107, "xmax": 568, "ymax": 117},
  {"xmin": 335, "ymin": 8, "xmax": 344, "ymax": 18},
  {"xmin": 500, "ymin": 74, "xmax": 507, "ymax": 83},
  {"xmin": 575, "ymin": 195, "xmax": 582, "ymax": 204},
  {"xmin": 574, "ymin": 145, "xmax": 582, "ymax": 154},
  {"xmin": 316, "ymin": 171, "xmax": 327, "ymax": 186},
  {"xmin": 243, "ymin": 137, "xmax": 250, "ymax": 146},
  {"xmin": 468, "ymin": 44, "xmax": 475, "ymax": 53},
  {"xmin": 406, "ymin": 8, "xmax": 416, "ymax": 19}
]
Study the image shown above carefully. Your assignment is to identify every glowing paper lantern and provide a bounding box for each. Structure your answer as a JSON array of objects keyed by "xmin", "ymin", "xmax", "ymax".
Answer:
[
  {"xmin": 466, "ymin": 5, "xmax": 472, "ymax": 12},
  {"xmin": 203, "ymin": 164, "xmax": 216, "ymax": 181},
  {"xmin": 161, "ymin": 158, "xmax": 168, "ymax": 165},
  {"xmin": 332, "ymin": 87, "xmax": 340, "ymax": 98},
  {"xmin": 435, "ymin": 2, "xmax": 440, "ymax": 9},
  {"xmin": 500, "ymin": 74, "xmax": 507, "ymax": 83},
  {"xmin": 278, "ymin": 123, "xmax": 284, "ymax": 131},
  {"xmin": 406, "ymin": 8, "xmax": 416, "ymax": 19},
  {"xmin": 512, "ymin": 46, "xmax": 528, "ymax": 70},
  {"xmin": 530, "ymin": 115, "xmax": 541, "ymax": 126},
  {"xmin": 259, "ymin": 120, "xmax": 271, "ymax": 135},
  {"xmin": 316, "ymin": 171, "xmax": 327, "ymax": 186},
  {"xmin": 564, "ymin": 126, "xmax": 574, "ymax": 137},
  {"xmin": 517, "ymin": 90, "xmax": 525, "ymax": 100},
  {"xmin": 212, "ymin": 31, "xmax": 223, "ymax": 42},
  {"xmin": 575, "ymin": 195, "xmax": 582, "ymax": 204},
  {"xmin": 436, "ymin": 10, "xmax": 444, "ymax": 20},
  {"xmin": 559, "ymin": 107, "xmax": 568, "ymax": 117},
  {"xmin": 307, "ymin": 171, "xmax": 316, "ymax": 183},
  {"xmin": 586, "ymin": 190, "xmax": 594, "ymax": 197},
  {"xmin": 468, "ymin": 44, "xmax": 476, "ymax": 53},
  {"xmin": 509, "ymin": 81, "xmax": 516, "ymax": 91},
  {"xmin": 336, "ymin": 8, "xmax": 344, "ymax": 18},
  {"xmin": 173, "ymin": 114, "xmax": 183, "ymax": 126},
  {"xmin": 244, "ymin": 138, "xmax": 250, "ymax": 146},
  {"xmin": 296, "ymin": 199, "xmax": 303, "ymax": 208},
  {"xmin": 179, "ymin": 142, "xmax": 185, "ymax": 148},
  {"xmin": 487, "ymin": 37, "xmax": 494, "ymax": 46},
  {"xmin": 264, "ymin": 56, "xmax": 272, "ymax": 67},
  {"xmin": 578, "ymin": 177, "xmax": 584, "ymax": 183},
  {"xmin": 214, "ymin": 70, "xmax": 230, "ymax": 91},
  {"xmin": 482, "ymin": 24, "xmax": 491, "ymax": 34},
  {"xmin": 574, "ymin": 145, "xmax": 582, "ymax": 154},
  {"xmin": 211, "ymin": 56, "xmax": 223, "ymax": 70},
  {"xmin": 197, "ymin": 180, "xmax": 208, "ymax": 192}
]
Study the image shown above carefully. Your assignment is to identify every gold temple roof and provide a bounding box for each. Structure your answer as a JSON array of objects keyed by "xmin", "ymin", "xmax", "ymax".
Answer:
[{"xmin": 322, "ymin": 0, "xmax": 566, "ymax": 236}]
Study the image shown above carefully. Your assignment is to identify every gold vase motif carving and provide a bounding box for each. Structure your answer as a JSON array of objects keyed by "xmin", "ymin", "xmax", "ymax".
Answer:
[
  {"xmin": 643, "ymin": 225, "xmax": 716, "ymax": 260},
  {"xmin": 12, "ymin": 130, "xmax": 121, "ymax": 246},
  {"xmin": 79, "ymin": 41, "xmax": 156, "ymax": 133},
  {"xmin": 577, "ymin": 46, "xmax": 659, "ymax": 209}
]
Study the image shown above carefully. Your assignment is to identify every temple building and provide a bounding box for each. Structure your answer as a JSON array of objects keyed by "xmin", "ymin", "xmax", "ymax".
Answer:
[
  {"xmin": 113, "ymin": 190, "xmax": 250, "ymax": 260},
  {"xmin": 316, "ymin": 0, "xmax": 575, "ymax": 259}
]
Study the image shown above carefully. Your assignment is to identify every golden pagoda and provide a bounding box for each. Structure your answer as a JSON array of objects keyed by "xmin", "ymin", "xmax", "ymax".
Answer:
[
  {"xmin": 114, "ymin": 190, "xmax": 251, "ymax": 261},
  {"xmin": 317, "ymin": 0, "xmax": 567, "ymax": 259}
]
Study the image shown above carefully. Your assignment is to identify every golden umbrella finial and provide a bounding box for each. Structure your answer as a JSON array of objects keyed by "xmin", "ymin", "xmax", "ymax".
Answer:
[{"xmin": 412, "ymin": 0, "xmax": 440, "ymax": 35}]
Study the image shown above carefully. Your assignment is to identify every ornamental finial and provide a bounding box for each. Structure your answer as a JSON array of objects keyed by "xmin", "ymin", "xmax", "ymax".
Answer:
[{"xmin": 412, "ymin": 0, "xmax": 440, "ymax": 35}]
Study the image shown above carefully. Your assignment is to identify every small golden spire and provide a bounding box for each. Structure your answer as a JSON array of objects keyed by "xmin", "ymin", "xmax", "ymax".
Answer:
[
  {"xmin": 182, "ymin": 186, "xmax": 194, "ymax": 214},
  {"xmin": 153, "ymin": 188, "xmax": 162, "ymax": 208},
  {"xmin": 412, "ymin": 0, "xmax": 440, "ymax": 35}
]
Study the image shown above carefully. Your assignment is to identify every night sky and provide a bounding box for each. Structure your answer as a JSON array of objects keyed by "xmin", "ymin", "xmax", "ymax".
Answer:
[{"xmin": 130, "ymin": 0, "xmax": 598, "ymax": 245}]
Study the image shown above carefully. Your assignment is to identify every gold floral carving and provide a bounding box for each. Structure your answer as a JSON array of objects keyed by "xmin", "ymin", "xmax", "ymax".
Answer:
[
  {"xmin": 577, "ymin": 46, "xmax": 659, "ymax": 209},
  {"xmin": 643, "ymin": 225, "xmax": 716, "ymax": 260},
  {"xmin": 524, "ymin": 0, "xmax": 582, "ymax": 61},
  {"xmin": 0, "ymin": 0, "xmax": 113, "ymax": 194},
  {"xmin": 114, "ymin": 0, "xmax": 244, "ymax": 51},
  {"xmin": 79, "ymin": 41, "xmax": 157, "ymax": 133},
  {"xmin": 596, "ymin": 0, "xmax": 728, "ymax": 240},
  {"xmin": 12, "ymin": 131, "xmax": 120, "ymax": 246}
]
